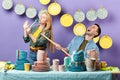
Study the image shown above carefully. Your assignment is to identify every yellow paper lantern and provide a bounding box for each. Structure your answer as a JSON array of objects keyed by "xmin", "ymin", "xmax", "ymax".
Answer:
[
  {"xmin": 99, "ymin": 35, "xmax": 113, "ymax": 49},
  {"xmin": 60, "ymin": 14, "xmax": 73, "ymax": 27},
  {"xmin": 48, "ymin": 2, "xmax": 61, "ymax": 16},
  {"xmin": 39, "ymin": 0, "xmax": 50, "ymax": 5},
  {"xmin": 73, "ymin": 23, "xmax": 86, "ymax": 36},
  {"xmin": 93, "ymin": 36, "xmax": 100, "ymax": 43}
]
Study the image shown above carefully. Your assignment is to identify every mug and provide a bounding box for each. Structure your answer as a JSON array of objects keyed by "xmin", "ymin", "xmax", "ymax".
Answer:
[
  {"xmin": 52, "ymin": 59, "xmax": 60, "ymax": 71},
  {"xmin": 24, "ymin": 63, "xmax": 30, "ymax": 71},
  {"xmin": 37, "ymin": 50, "xmax": 47, "ymax": 61},
  {"xmin": 101, "ymin": 61, "xmax": 107, "ymax": 68},
  {"xmin": 85, "ymin": 58, "xmax": 96, "ymax": 71},
  {"xmin": 59, "ymin": 65, "xmax": 65, "ymax": 71}
]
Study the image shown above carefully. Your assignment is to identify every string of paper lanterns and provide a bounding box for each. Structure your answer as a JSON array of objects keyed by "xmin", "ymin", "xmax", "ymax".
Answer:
[
  {"xmin": 39, "ymin": 0, "xmax": 50, "ymax": 5},
  {"xmin": 2, "ymin": 0, "xmax": 38, "ymax": 19},
  {"xmin": 2, "ymin": 0, "xmax": 112, "ymax": 49},
  {"xmin": 48, "ymin": 1, "xmax": 61, "ymax": 16},
  {"xmin": 25, "ymin": 5, "xmax": 37, "ymax": 19},
  {"xmin": 14, "ymin": 2, "xmax": 25, "ymax": 15},
  {"xmin": 2, "ymin": 0, "xmax": 13, "ymax": 10},
  {"xmin": 2, "ymin": 0, "xmax": 108, "ymax": 20}
]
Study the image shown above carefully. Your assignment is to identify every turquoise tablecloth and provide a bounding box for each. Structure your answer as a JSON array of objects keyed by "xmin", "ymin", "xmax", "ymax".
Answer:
[{"xmin": 0, "ymin": 70, "xmax": 112, "ymax": 80}]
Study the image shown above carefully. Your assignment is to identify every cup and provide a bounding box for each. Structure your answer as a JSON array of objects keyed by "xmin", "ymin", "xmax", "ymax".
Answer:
[
  {"xmin": 37, "ymin": 50, "xmax": 47, "ymax": 61},
  {"xmin": 24, "ymin": 63, "xmax": 30, "ymax": 71},
  {"xmin": 52, "ymin": 59, "xmax": 60, "ymax": 71},
  {"xmin": 85, "ymin": 58, "xmax": 96, "ymax": 71},
  {"xmin": 96, "ymin": 61, "xmax": 101, "ymax": 70},
  {"xmin": 52, "ymin": 65, "xmax": 59, "ymax": 71},
  {"xmin": 101, "ymin": 61, "xmax": 107, "ymax": 68},
  {"xmin": 59, "ymin": 65, "xmax": 65, "ymax": 71},
  {"xmin": 52, "ymin": 59, "xmax": 60, "ymax": 65}
]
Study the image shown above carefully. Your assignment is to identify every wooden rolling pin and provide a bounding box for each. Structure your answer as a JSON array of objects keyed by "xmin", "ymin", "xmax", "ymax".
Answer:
[{"xmin": 41, "ymin": 33, "xmax": 70, "ymax": 57}]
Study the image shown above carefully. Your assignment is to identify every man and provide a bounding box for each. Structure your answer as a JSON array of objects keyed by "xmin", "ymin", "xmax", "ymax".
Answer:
[{"xmin": 55, "ymin": 24, "xmax": 101, "ymax": 60}]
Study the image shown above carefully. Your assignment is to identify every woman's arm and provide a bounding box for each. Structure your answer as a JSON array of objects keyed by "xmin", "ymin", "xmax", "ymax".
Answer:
[
  {"xmin": 35, "ymin": 31, "xmax": 50, "ymax": 46},
  {"xmin": 23, "ymin": 21, "xmax": 30, "ymax": 43}
]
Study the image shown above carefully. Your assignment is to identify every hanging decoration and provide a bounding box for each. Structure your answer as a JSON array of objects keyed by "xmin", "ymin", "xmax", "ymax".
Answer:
[
  {"xmin": 14, "ymin": 2, "xmax": 26, "ymax": 15},
  {"xmin": 48, "ymin": 1, "xmax": 61, "ymax": 16},
  {"xmin": 60, "ymin": 14, "xmax": 73, "ymax": 27},
  {"xmin": 39, "ymin": 0, "xmax": 51, "ymax": 5},
  {"xmin": 26, "ymin": 5, "xmax": 37, "ymax": 18},
  {"xmin": 99, "ymin": 35, "xmax": 113, "ymax": 49},
  {"xmin": 97, "ymin": 7, "xmax": 108, "ymax": 19},
  {"xmin": 38, "ymin": 8, "xmax": 48, "ymax": 17},
  {"xmin": 86, "ymin": 8, "xmax": 97, "ymax": 21},
  {"xmin": 2, "ymin": 0, "xmax": 109, "ymax": 22},
  {"xmin": 93, "ymin": 36, "xmax": 100, "ymax": 43},
  {"xmin": 73, "ymin": 9, "xmax": 85, "ymax": 22},
  {"xmin": 2, "ymin": 0, "xmax": 13, "ymax": 10},
  {"xmin": 73, "ymin": 23, "xmax": 86, "ymax": 36}
]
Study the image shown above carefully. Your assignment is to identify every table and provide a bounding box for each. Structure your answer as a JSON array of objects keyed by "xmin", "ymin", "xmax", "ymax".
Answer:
[
  {"xmin": 111, "ymin": 71, "xmax": 120, "ymax": 74},
  {"xmin": 0, "ymin": 70, "xmax": 112, "ymax": 80},
  {"xmin": 111, "ymin": 71, "xmax": 120, "ymax": 80}
]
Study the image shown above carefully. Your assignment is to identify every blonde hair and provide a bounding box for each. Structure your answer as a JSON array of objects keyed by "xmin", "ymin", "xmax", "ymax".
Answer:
[{"xmin": 42, "ymin": 12, "xmax": 54, "ymax": 53}]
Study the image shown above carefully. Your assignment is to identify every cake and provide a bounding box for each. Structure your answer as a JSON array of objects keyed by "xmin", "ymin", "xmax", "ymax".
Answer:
[
  {"xmin": 32, "ymin": 50, "xmax": 50, "ymax": 72},
  {"xmin": 15, "ymin": 50, "xmax": 29, "ymax": 70},
  {"xmin": 32, "ymin": 61, "xmax": 50, "ymax": 72},
  {"xmin": 68, "ymin": 50, "xmax": 86, "ymax": 72}
]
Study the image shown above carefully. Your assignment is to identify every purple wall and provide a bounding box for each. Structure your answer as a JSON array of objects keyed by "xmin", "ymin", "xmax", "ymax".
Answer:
[{"xmin": 0, "ymin": 0, "xmax": 120, "ymax": 67}]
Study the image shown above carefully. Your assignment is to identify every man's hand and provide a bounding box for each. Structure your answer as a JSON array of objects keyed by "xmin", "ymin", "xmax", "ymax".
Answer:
[
  {"xmin": 54, "ymin": 43, "xmax": 69, "ymax": 56},
  {"xmin": 55, "ymin": 43, "xmax": 62, "ymax": 50},
  {"xmin": 87, "ymin": 50, "xmax": 98, "ymax": 60}
]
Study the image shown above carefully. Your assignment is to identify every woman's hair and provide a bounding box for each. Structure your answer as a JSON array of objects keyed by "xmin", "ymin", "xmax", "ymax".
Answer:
[{"xmin": 42, "ymin": 12, "xmax": 54, "ymax": 53}]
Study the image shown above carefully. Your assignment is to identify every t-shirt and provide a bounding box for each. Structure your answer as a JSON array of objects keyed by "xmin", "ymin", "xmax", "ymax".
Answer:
[{"xmin": 77, "ymin": 39, "xmax": 88, "ymax": 51}]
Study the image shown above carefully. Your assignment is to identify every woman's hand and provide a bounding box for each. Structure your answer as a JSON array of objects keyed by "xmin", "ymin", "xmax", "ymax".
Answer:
[
  {"xmin": 23, "ymin": 21, "xmax": 29, "ymax": 30},
  {"xmin": 26, "ymin": 27, "xmax": 31, "ymax": 34},
  {"xmin": 23, "ymin": 21, "xmax": 31, "ymax": 37}
]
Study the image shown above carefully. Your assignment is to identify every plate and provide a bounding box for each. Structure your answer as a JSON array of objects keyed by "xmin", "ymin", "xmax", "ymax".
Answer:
[
  {"xmin": 93, "ymin": 36, "xmax": 100, "ymax": 43},
  {"xmin": 73, "ymin": 23, "xmax": 86, "ymax": 36},
  {"xmin": 60, "ymin": 14, "xmax": 73, "ymax": 27},
  {"xmin": 39, "ymin": 0, "xmax": 50, "ymax": 5},
  {"xmin": 99, "ymin": 35, "xmax": 112, "ymax": 49},
  {"xmin": 48, "ymin": 2, "xmax": 61, "ymax": 16},
  {"xmin": 26, "ymin": 6, "xmax": 37, "ymax": 18},
  {"xmin": 2, "ymin": 0, "xmax": 13, "ymax": 10},
  {"xmin": 74, "ymin": 10, "xmax": 85, "ymax": 22},
  {"xmin": 14, "ymin": 3, "xmax": 25, "ymax": 15},
  {"xmin": 97, "ymin": 7, "xmax": 108, "ymax": 19},
  {"xmin": 0, "ymin": 61, "xmax": 6, "ymax": 70},
  {"xmin": 86, "ymin": 9, "xmax": 97, "ymax": 21}
]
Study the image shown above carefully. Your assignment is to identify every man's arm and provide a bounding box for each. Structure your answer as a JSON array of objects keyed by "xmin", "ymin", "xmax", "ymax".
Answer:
[{"xmin": 55, "ymin": 43, "xmax": 68, "ymax": 52}]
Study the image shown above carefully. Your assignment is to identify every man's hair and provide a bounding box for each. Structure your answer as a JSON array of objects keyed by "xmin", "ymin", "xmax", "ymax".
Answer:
[{"xmin": 94, "ymin": 23, "xmax": 101, "ymax": 37}]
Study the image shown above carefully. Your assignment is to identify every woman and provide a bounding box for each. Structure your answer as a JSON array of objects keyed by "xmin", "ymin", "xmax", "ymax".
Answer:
[{"xmin": 23, "ymin": 11, "xmax": 54, "ymax": 65}]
